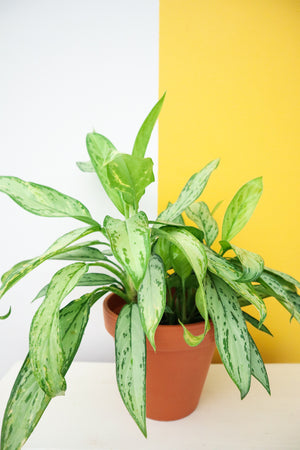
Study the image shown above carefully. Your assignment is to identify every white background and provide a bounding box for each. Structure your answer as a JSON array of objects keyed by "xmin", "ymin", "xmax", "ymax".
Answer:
[{"xmin": 0, "ymin": 0, "xmax": 159, "ymax": 378}]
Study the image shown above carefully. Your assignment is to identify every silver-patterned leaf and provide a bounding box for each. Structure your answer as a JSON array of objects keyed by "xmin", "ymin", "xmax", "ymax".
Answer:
[
  {"xmin": 264, "ymin": 267, "xmax": 300, "ymax": 291},
  {"xmin": 52, "ymin": 245, "xmax": 108, "ymax": 262},
  {"xmin": 206, "ymin": 248, "xmax": 267, "ymax": 325},
  {"xmin": 104, "ymin": 212, "xmax": 150, "ymax": 290},
  {"xmin": 76, "ymin": 161, "xmax": 95, "ymax": 172},
  {"xmin": 86, "ymin": 132, "xmax": 125, "ymax": 214},
  {"xmin": 243, "ymin": 311, "xmax": 273, "ymax": 336},
  {"xmin": 132, "ymin": 93, "xmax": 166, "ymax": 158},
  {"xmin": 259, "ymin": 272, "xmax": 300, "ymax": 323},
  {"xmin": 186, "ymin": 201, "xmax": 218, "ymax": 247},
  {"xmin": 115, "ymin": 303, "xmax": 146, "ymax": 436},
  {"xmin": 0, "ymin": 177, "xmax": 95, "ymax": 225},
  {"xmin": 0, "ymin": 294, "xmax": 93, "ymax": 450},
  {"xmin": 205, "ymin": 274, "xmax": 251, "ymax": 398},
  {"xmin": 222, "ymin": 177, "xmax": 263, "ymax": 242},
  {"xmin": 248, "ymin": 332, "xmax": 270, "ymax": 394},
  {"xmin": 138, "ymin": 255, "xmax": 166, "ymax": 350},
  {"xmin": 220, "ymin": 241, "xmax": 264, "ymax": 282},
  {"xmin": 154, "ymin": 226, "xmax": 207, "ymax": 285},
  {"xmin": 29, "ymin": 263, "xmax": 88, "ymax": 397},
  {"xmin": 0, "ymin": 226, "xmax": 98, "ymax": 298},
  {"xmin": 157, "ymin": 159, "xmax": 220, "ymax": 222}
]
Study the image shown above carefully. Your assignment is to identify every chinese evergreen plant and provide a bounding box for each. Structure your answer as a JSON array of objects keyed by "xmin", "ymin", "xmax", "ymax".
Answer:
[{"xmin": 0, "ymin": 94, "xmax": 299, "ymax": 448}]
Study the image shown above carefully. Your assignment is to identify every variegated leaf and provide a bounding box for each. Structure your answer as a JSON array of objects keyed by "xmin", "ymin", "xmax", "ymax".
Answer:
[
  {"xmin": 0, "ymin": 293, "xmax": 95, "ymax": 450},
  {"xmin": 29, "ymin": 263, "xmax": 88, "ymax": 397},
  {"xmin": 186, "ymin": 202, "xmax": 218, "ymax": 247},
  {"xmin": 179, "ymin": 283, "xmax": 210, "ymax": 346},
  {"xmin": 86, "ymin": 132, "xmax": 125, "ymax": 214},
  {"xmin": 33, "ymin": 272, "xmax": 120, "ymax": 301},
  {"xmin": 264, "ymin": 267, "xmax": 300, "ymax": 291},
  {"xmin": 206, "ymin": 248, "xmax": 267, "ymax": 325},
  {"xmin": 52, "ymin": 245, "xmax": 108, "ymax": 262},
  {"xmin": 153, "ymin": 226, "xmax": 207, "ymax": 286},
  {"xmin": 157, "ymin": 159, "xmax": 220, "ymax": 222},
  {"xmin": 259, "ymin": 272, "xmax": 300, "ymax": 323},
  {"xmin": 104, "ymin": 212, "xmax": 150, "ymax": 290},
  {"xmin": 0, "ymin": 226, "xmax": 98, "ymax": 298},
  {"xmin": 107, "ymin": 154, "xmax": 154, "ymax": 212},
  {"xmin": 138, "ymin": 255, "xmax": 166, "ymax": 350},
  {"xmin": 248, "ymin": 332, "xmax": 270, "ymax": 394},
  {"xmin": 220, "ymin": 241, "xmax": 264, "ymax": 282},
  {"xmin": 0, "ymin": 177, "xmax": 96, "ymax": 225},
  {"xmin": 222, "ymin": 177, "xmax": 263, "ymax": 242},
  {"xmin": 76, "ymin": 160, "xmax": 95, "ymax": 172},
  {"xmin": 205, "ymin": 274, "xmax": 251, "ymax": 398},
  {"xmin": 132, "ymin": 93, "xmax": 166, "ymax": 158},
  {"xmin": 115, "ymin": 304, "xmax": 147, "ymax": 436}
]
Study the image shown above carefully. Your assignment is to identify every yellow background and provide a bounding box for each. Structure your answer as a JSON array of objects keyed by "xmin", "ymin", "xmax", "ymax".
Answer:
[{"xmin": 159, "ymin": 0, "xmax": 300, "ymax": 362}]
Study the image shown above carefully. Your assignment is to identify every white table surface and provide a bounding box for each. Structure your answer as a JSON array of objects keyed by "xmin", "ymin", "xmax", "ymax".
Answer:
[{"xmin": 0, "ymin": 362, "xmax": 299, "ymax": 450}]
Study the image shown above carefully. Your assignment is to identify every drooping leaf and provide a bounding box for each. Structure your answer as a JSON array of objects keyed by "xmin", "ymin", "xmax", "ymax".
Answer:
[
  {"xmin": 220, "ymin": 241, "xmax": 264, "ymax": 282},
  {"xmin": 107, "ymin": 153, "xmax": 154, "ymax": 212},
  {"xmin": 264, "ymin": 267, "xmax": 300, "ymax": 291},
  {"xmin": 259, "ymin": 272, "xmax": 300, "ymax": 323},
  {"xmin": 248, "ymin": 332, "xmax": 270, "ymax": 394},
  {"xmin": 0, "ymin": 226, "xmax": 98, "ymax": 298},
  {"xmin": 29, "ymin": 263, "xmax": 88, "ymax": 397},
  {"xmin": 86, "ymin": 132, "xmax": 125, "ymax": 214},
  {"xmin": 115, "ymin": 303, "xmax": 147, "ymax": 437},
  {"xmin": 0, "ymin": 177, "xmax": 96, "ymax": 225},
  {"xmin": 104, "ymin": 212, "xmax": 150, "ymax": 290},
  {"xmin": 52, "ymin": 245, "xmax": 108, "ymax": 262},
  {"xmin": 222, "ymin": 177, "xmax": 263, "ymax": 242},
  {"xmin": 179, "ymin": 283, "xmax": 210, "ymax": 346},
  {"xmin": 76, "ymin": 161, "xmax": 95, "ymax": 172},
  {"xmin": 33, "ymin": 272, "xmax": 121, "ymax": 301},
  {"xmin": 153, "ymin": 226, "xmax": 207, "ymax": 286},
  {"xmin": 206, "ymin": 248, "xmax": 267, "ymax": 325},
  {"xmin": 243, "ymin": 311, "xmax": 273, "ymax": 336},
  {"xmin": 186, "ymin": 201, "xmax": 218, "ymax": 247},
  {"xmin": 170, "ymin": 244, "xmax": 192, "ymax": 280},
  {"xmin": 157, "ymin": 159, "xmax": 220, "ymax": 222},
  {"xmin": 138, "ymin": 255, "xmax": 166, "ymax": 350},
  {"xmin": 132, "ymin": 93, "xmax": 166, "ymax": 158},
  {"xmin": 0, "ymin": 293, "xmax": 96, "ymax": 450},
  {"xmin": 205, "ymin": 274, "xmax": 251, "ymax": 398}
]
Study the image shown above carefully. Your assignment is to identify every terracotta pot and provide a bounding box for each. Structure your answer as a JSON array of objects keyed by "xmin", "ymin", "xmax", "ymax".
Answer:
[{"xmin": 103, "ymin": 293, "xmax": 216, "ymax": 421}]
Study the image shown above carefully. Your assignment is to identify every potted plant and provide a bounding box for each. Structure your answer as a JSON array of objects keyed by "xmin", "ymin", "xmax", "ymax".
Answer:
[{"xmin": 0, "ymin": 94, "xmax": 299, "ymax": 448}]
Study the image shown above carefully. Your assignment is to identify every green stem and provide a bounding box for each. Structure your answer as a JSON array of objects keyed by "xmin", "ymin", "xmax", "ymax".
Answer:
[{"xmin": 181, "ymin": 278, "xmax": 187, "ymax": 323}]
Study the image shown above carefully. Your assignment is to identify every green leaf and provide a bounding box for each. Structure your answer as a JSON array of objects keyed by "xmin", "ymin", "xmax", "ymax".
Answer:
[
  {"xmin": 0, "ymin": 226, "xmax": 98, "ymax": 298},
  {"xmin": 220, "ymin": 241, "xmax": 264, "ymax": 282},
  {"xmin": 259, "ymin": 272, "xmax": 300, "ymax": 323},
  {"xmin": 115, "ymin": 303, "xmax": 147, "ymax": 436},
  {"xmin": 248, "ymin": 332, "xmax": 270, "ymax": 394},
  {"xmin": 104, "ymin": 212, "xmax": 150, "ymax": 290},
  {"xmin": 186, "ymin": 201, "xmax": 218, "ymax": 247},
  {"xmin": 1, "ymin": 293, "xmax": 95, "ymax": 450},
  {"xmin": 153, "ymin": 236, "xmax": 172, "ymax": 271},
  {"xmin": 154, "ymin": 226, "xmax": 207, "ymax": 285},
  {"xmin": 206, "ymin": 248, "xmax": 267, "ymax": 325},
  {"xmin": 157, "ymin": 159, "xmax": 220, "ymax": 222},
  {"xmin": 33, "ymin": 272, "xmax": 120, "ymax": 301},
  {"xmin": 76, "ymin": 161, "xmax": 95, "ymax": 172},
  {"xmin": 132, "ymin": 93, "xmax": 166, "ymax": 158},
  {"xmin": 170, "ymin": 244, "xmax": 192, "ymax": 280},
  {"xmin": 107, "ymin": 153, "xmax": 154, "ymax": 212},
  {"xmin": 178, "ymin": 320, "xmax": 206, "ymax": 347},
  {"xmin": 243, "ymin": 311, "xmax": 273, "ymax": 336},
  {"xmin": 205, "ymin": 274, "xmax": 251, "ymax": 398},
  {"xmin": 138, "ymin": 255, "xmax": 166, "ymax": 350},
  {"xmin": 222, "ymin": 177, "xmax": 263, "ymax": 242},
  {"xmin": 29, "ymin": 263, "xmax": 88, "ymax": 397},
  {"xmin": 86, "ymin": 132, "xmax": 125, "ymax": 214},
  {"xmin": 0, "ymin": 306, "xmax": 11, "ymax": 320},
  {"xmin": 0, "ymin": 177, "xmax": 96, "ymax": 226}
]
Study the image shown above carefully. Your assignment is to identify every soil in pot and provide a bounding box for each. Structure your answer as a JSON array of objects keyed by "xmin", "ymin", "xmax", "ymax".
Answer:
[{"xmin": 103, "ymin": 293, "xmax": 216, "ymax": 421}]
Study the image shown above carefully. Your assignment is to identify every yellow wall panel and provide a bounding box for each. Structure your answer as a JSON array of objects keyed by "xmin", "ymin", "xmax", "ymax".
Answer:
[{"xmin": 159, "ymin": 0, "xmax": 300, "ymax": 362}]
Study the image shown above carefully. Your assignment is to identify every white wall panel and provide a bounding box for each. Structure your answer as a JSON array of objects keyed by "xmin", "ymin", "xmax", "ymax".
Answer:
[{"xmin": 0, "ymin": 0, "xmax": 159, "ymax": 377}]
